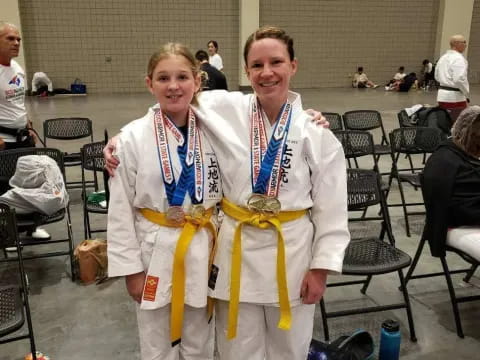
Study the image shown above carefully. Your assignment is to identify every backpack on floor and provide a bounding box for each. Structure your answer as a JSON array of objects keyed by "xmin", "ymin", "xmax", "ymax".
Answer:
[{"xmin": 308, "ymin": 330, "xmax": 374, "ymax": 360}]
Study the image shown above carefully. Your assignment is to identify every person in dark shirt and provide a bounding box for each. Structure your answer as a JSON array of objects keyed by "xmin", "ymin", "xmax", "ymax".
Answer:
[
  {"xmin": 195, "ymin": 50, "xmax": 228, "ymax": 91},
  {"xmin": 422, "ymin": 106, "xmax": 480, "ymax": 258},
  {"xmin": 398, "ymin": 72, "xmax": 418, "ymax": 92}
]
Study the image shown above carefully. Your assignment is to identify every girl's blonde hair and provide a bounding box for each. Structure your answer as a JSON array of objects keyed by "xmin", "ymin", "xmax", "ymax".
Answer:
[{"xmin": 147, "ymin": 43, "xmax": 200, "ymax": 105}]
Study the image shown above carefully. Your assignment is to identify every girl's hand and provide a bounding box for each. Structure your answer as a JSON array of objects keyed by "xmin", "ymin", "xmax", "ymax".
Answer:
[
  {"xmin": 300, "ymin": 268, "xmax": 328, "ymax": 304},
  {"xmin": 103, "ymin": 135, "xmax": 120, "ymax": 176},
  {"xmin": 125, "ymin": 271, "xmax": 146, "ymax": 303}
]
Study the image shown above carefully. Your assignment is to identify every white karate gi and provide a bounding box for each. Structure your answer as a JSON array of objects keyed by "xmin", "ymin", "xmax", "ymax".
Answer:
[
  {"xmin": 196, "ymin": 90, "xmax": 350, "ymax": 360},
  {"xmin": 435, "ymin": 49, "xmax": 469, "ymax": 103},
  {"xmin": 107, "ymin": 105, "xmax": 222, "ymax": 360}
]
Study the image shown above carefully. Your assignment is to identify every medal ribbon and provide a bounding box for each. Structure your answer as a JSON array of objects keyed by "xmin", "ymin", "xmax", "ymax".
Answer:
[
  {"xmin": 153, "ymin": 107, "xmax": 204, "ymax": 207},
  {"xmin": 250, "ymin": 98, "xmax": 292, "ymax": 197}
]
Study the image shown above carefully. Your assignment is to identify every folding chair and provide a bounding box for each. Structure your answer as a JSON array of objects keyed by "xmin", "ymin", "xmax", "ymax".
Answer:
[
  {"xmin": 81, "ymin": 141, "xmax": 109, "ymax": 239},
  {"xmin": 388, "ymin": 127, "xmax": 443, "ymax": 237},
  {"xmin": 0, "ymin": 204, "xmax": 37, "ymax": 359},
  {"xmin": 323, "ymin": 112, "xmax": 343, "ymax": 132},
  {"xmin": 404, "ymin": 175, "xmax": 480, "ymax": 338},
  {"xmin": 397, "ymin": 110, "xmax": 413, "ymax": 128},
  {"xmin": 0, "ymin": 148, "xmax": 75, "ymax": 280},
  {"xmin": 43, "ymin": 117, "xmax": 94, "ymax": 189},
  {"xmin": 334, "ymin": 130, "xmax": 378, "ymax": 172},
  {"xmin": 319, "ymin": 169, "xmax": 416, "ymax": 342},
  {"xmin": 342, "ymin": 110, "xmax": 390, "ymax": 166}
]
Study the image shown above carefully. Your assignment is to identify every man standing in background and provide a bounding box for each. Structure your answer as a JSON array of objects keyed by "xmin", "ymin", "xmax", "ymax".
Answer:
[
  {"xmin": 435, "ymin": 34, "xmax": 470, "ymax": 122},
  {"xmin": 0, "ymin": 21, "xmax": 50, "ymax": 241},
  {"xmin": 195, "ymin": 50, "xmax": 228, "ymax": 91}
]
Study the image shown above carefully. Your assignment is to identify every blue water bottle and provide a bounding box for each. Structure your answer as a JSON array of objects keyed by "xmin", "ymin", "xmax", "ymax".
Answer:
[{"xmin": 378, "ymin": 319, "xmax": 401, "ymax": 360}]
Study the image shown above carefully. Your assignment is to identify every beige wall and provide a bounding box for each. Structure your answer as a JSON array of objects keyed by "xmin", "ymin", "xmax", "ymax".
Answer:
[
  {"xmin": 17, "ymin": 0, "xmax": 476, "ymax": 92},
  {"xmin": 19, "ymin": 0, "xmax": 239, "ymax": 93},
  {"xmin": 260, "ymin": 0, "xmax": 439, "ymax": 88},
  {"xmin": 434, "ymin": 0, "xmax": 474, "ymax": 58},
  {"xmin": 469, "ymin": 0, "xmax": 480, "ymax": 84}
]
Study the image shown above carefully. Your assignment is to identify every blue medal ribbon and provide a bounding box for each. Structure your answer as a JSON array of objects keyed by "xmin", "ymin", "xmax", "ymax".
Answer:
[
  {"xmin": 252, "ymin": 102, "xmax": 292, "ymax": 195},
  {"xmin": 154, "ymin": 108, "xmax": 204, "ymax": 208}
]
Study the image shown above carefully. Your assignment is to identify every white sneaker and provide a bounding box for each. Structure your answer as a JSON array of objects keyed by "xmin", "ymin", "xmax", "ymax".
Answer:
[{"xmin": 31, "ymin": 228, "xmax": 51, "ymax": 240}]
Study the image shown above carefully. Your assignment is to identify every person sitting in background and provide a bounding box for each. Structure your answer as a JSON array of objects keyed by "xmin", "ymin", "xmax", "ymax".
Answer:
[
  {"xmin": 422, "ymin": 106, "xmax": 480, "ymax": 261},
  {"xmin": 422, "ymin": 59, "xmax": 434, "ymax": 89},
  {"xmin": 398, "ymin": 72, "xmax": 418, "ymax": 92},
  {"xmin": 31, "ymin": 71, "xmax": 53, "ymax": 96},
  {"xmin": 352, "ymin": 67, "xmax": 378, "ymax": 88},
  {"xmin": 385, "ymin": 66, "xmax": 406, "ymax": 90},
  {"xmin": 195, "ymin": 50, "xmax": 228, "ymax": 90}
]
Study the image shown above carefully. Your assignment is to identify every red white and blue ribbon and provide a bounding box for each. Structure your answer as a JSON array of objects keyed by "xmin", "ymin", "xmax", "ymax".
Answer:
[
  {"xmin": 250, "ymin": 97, "xmax": 292, "ymax": 197},
  {"xmin": 153, "ymin": 106, "xmax": 204, "ymax": 206}
]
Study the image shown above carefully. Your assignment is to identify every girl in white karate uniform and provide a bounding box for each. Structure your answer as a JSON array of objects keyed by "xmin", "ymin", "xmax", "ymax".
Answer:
[
  {"xmin": 106, "ymin": 26, "xmax": 350, "ymax": 360},
  {"xmin": 107, "ymin": 43, "xmax": 221, "ymax": 360}
]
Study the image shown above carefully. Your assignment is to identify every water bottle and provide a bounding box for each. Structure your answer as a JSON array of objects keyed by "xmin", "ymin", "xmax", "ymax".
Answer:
[{"xmin": 378, "ymin": 319, "xmax": 401, "ymax": 360}]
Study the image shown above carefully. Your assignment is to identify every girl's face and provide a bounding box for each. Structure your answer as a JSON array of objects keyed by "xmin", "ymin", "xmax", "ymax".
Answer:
[
  {"xmin": 245, "ymin": 38, "xmax": 297, "ymax": 108},
  {"xmin": 146, "ymin": 55, "xmax": 200, "ymax": 123},
  {"xmin": 207, "ymin": 42, "xmax": 216, "ymax": 56}
]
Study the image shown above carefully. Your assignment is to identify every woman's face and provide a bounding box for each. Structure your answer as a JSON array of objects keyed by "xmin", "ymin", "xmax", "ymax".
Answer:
[
  {"xmin": 145, "ymin": 55, "xmax": 200, "ymax": 123},
  {"xmin": 245, "ymin": 38, "xmax": 297, "ymax": 108},
  {"xmin": 207, "ymin": 42, "xmax": 216, "ymax": 56}
]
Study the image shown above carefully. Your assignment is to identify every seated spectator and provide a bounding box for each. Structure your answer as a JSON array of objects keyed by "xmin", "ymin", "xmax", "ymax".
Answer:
[
  {"xmin": 422, "ymin": 106, "xmax": 480, "ymax": 261},
  {"xmin": 422, "ymin": 59, "xmax": 435, "ymax": 89},
  {"xmin": 398, "ymin": 72, "xmax": 418, "ymax": 92},
  {"xmin": 195, "ymin": 50, "xmax": 228, "ymax": 90},
  {"xmin": 352, "ymin": 66, "xmax": 378, "ymax": 88},
  {"xmin": 385, "ymin": 66, "xmax": 406, "ymax": 90},
  {"xmin": 31, "ymin": 72, "xmax": 53, "ymax": 96}
]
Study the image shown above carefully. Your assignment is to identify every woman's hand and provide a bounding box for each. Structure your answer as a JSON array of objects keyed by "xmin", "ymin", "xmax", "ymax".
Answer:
[
  {"xmin": 125, "ymin": 271, "xmax": 146, "ymax": 303},
  {"xmin": 300, "ymin": 268, "xmax": 328, "ymax": 304},
  {"xmin": 103, "ymin": 135, "xmax": 120, "ymax": 176},
  {"xmin": 306, "ymin": 109, "xmax": 329, "ymax": 128}
]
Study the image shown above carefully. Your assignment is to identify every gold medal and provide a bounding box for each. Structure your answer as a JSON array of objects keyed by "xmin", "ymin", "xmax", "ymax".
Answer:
[
  {"xmin": 190, "ymin": 204, "xmax": 206, "ymax": 219},
  {"xmin": 166, "ymin": 206, "xmax": 185, "ymax": 225},
  {"xmin": 247, "ymin": 193, "xmax": 281, "ymax": 214}
]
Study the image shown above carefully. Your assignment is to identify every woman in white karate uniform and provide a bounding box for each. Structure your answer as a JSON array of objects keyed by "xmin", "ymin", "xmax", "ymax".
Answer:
[
  {"xmin": 107, "ymin": 43, "xmax": 222, "ymax": 360},
  {"xmin": 106, "ymin": 26, "xmax": 350, "ymax": 360},
  {"xmin": 197, "ymin": 26, "xmax": 349, "ymax": 360}
]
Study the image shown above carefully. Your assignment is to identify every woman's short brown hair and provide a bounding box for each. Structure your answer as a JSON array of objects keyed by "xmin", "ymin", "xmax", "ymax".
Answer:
[{"xmin": 243, "ymin": 26, "xmax": 294, "ymax": 65}]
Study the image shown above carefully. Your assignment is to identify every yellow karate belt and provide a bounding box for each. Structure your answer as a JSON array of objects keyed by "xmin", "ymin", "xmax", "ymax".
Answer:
[
  {"xmin": 220, "ymin": 198, "xmax": 307, "ymax": 340},
  {"xmin": 140, "ymin": 207, "xmax": 217, "ymax": 346}
]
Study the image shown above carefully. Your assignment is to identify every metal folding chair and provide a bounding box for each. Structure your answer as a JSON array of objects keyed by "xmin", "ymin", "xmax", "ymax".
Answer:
[
  {"xmin": 81, "ymin": 141, "xmax": 109, "ymax": 239},
  {"xmin": 319, "ymin": 169, "xmax": 417, "ymax": 342},
  {"xmin": 0, "ymin": 204, "xmax": 37, "ymax": 359},
  {"xmin": 0, "ymin": 148, "xmax": 75, "ymax": 280},
  {"xmin": 43, "ymin": 117, "xmax": 94, "ymax": 189}
]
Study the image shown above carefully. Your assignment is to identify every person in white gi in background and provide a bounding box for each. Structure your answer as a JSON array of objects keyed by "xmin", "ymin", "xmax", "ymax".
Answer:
[
  {"xmin": 31, "ymin": 72, "xmax": 53, "ymax": 95},
  {"xmin": 107, "ymin": 43, "xmax": 222, "ymax": 360},
  {"xmin": 207, "ymin": 40, "xmax": 223, "ymax": 71},
  {"xmin": 435, "ymin": 34, "xmax": 470, "ymax": 122},
  {"xmin": 104, "ymin": 26, "xmax": 349, "ymax": 360}
]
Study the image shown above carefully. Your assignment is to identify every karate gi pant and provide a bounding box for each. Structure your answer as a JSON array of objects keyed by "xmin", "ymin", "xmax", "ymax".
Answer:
[
  {"xmin": 215, "ymin": 300, "xmax": 315, "ymax": 360},
  {"xmin": 136, "ymin": 304, "xmax": 214, "ymax": 360}
]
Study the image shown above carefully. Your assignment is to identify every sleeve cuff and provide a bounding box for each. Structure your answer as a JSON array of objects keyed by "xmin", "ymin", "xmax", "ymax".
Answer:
[{"xmin": 108, "ymin": 262, "xmax": 145, "ymax": 277}]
